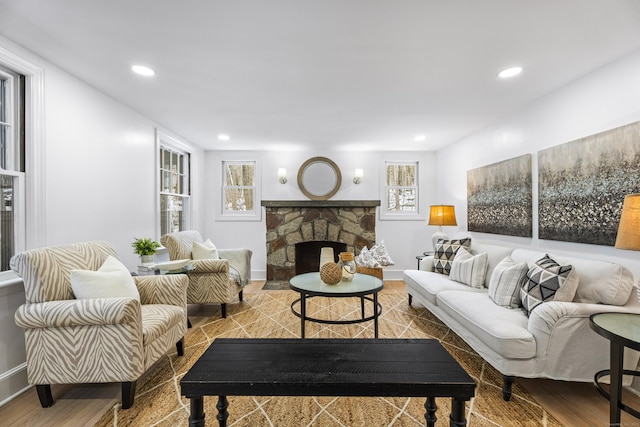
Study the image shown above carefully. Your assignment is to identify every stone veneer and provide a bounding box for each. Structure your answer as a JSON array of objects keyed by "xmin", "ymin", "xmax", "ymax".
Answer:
[{"xmin": 262, "ymin": 200, "xmax": 380, "ymax": 283}]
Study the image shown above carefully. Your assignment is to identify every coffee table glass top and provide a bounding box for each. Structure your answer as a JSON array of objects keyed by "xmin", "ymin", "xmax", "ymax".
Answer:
[{"xmin": 289, "ymin": 272, "xmax": 383, "ymax": 296}]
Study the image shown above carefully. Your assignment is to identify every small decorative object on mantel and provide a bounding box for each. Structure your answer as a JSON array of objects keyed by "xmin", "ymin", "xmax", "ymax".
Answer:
[
  {"xmin": 132, "ymin": 237, "xmax": 161, "ymax": 266},
  {"xmin": 320, "ymin": 262, "xmax": 341, "ymax": 285},
  {"xmin": 338, "ymin": 252, "xmax": 357, "ymax": 282}
]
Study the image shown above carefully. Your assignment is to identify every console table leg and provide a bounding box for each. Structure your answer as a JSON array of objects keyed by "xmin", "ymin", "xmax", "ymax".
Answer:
[
  {"xmin": 217, "ymin": 395, "xmax": 229, "ymax": 427},
  {"xmin": 188, "ymin": 397, "xmax": 205, "ymax": 427},
  {"xmin": 449, "ymin": 398, "xmax": 467, "ymax": 427},
  {"xmin": 424, "ymin": 397, "xmax": 437, "ymax": 427}
]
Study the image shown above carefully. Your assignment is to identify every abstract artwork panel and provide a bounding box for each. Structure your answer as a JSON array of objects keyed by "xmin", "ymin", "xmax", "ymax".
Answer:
[
  {"xmin": 467, "ymin": 154, "xmax": 532, "ymax": 237},
  {"xmin": 538, "ymin": 121, "xmax": 640, "ymax": 246}
]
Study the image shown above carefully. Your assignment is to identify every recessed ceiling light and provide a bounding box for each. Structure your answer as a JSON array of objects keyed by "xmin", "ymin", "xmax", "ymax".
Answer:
[
  {"xmin": 131, "ymin": 65, "xmax": 155, "ymax": 77},
  {"xmin": 217, "ymin": 134, "xmax": 230, "ymax": 141},
  {"xmin": 498, "ymin": 67, "xmax": 523, "ymax": 79},
  {"xmin": 414, "ymin": 135, "xmax": 426, "ymax": 142}
]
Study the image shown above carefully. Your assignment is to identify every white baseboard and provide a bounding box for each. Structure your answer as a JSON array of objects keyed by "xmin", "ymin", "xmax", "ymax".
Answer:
[{"xmin": 0, "ymin": 362, "xmax": 30, "ymax": 407}]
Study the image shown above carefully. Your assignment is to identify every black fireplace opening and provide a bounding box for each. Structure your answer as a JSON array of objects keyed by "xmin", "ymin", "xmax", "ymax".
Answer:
[{"xmin": 295, "ymin": 241, "xmax": 347, "ymax": 275}]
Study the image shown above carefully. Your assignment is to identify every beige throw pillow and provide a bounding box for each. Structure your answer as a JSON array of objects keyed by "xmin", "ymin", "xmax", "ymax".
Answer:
[
  {"xmin": 70, "ymin": 255, "xmax": 140, "ymax": 300},
  {"xmin": 192, "ymin": 239, "xmax": 219, "ymax": 260},
  {"xmin": 488, "ymin": 256, "xmax": 528, "ymax": 308},
  {"xmin": 449, "ymin": 247, "xmax": 488, "ymax": 289}
]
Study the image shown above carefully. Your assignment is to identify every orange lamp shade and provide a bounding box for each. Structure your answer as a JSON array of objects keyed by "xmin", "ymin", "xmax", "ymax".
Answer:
[
  {"xmin": 428, "ymin": 205, "xmax": 457, "ymax": 226},
  {"xmin": 615, "ymin": 194, "xmax": 640, "ymax": 251}
]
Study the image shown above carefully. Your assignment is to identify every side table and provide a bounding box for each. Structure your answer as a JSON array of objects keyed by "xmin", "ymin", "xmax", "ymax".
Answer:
[{"xmin": 589, "ymin": 312, "xmax": 640, "ymax": 425}]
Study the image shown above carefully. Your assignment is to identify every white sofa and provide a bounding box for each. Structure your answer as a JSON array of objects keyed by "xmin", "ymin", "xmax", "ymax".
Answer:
[{"xmin": 403, "ymin": 241, "xmax": 640, "ymax": 400}]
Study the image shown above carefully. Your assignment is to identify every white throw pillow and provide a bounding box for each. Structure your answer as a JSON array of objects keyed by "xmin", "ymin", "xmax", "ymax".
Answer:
[
  {"xmin": 70, "ymin": 255, "xmax": 140, "ymax": 300},
  {"xmin": 369, "ymin": 240, "xmax": 395, "ymax": 266},
  {"xmin": 192, "ymin": 239, "xmax": 219, "ymax": 260},
  {"xmin": 488, "ymin": 256, "xmax": 528, "ymax": 308},
  {"xmin": 449, "ymin": 247, "xmax": 488, "ymax": 289}
]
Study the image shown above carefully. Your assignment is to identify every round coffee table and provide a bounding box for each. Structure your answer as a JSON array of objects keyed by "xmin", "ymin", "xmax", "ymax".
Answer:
[{"xmin": 289, "ymin": 272, "xmax": 384, "ymax": 338}]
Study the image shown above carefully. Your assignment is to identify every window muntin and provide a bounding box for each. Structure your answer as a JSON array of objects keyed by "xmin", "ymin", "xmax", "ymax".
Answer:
[
  {"xmin": 385, "ymin": 162, "xmax": 418, "ymax": 213},
  {"xmin": 159, "ymin": 145, "xmax": 190, "ymax": 235}
]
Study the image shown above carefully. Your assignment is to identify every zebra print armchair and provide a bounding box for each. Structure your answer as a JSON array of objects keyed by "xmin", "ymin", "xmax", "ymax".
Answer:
[
  {"xmin": 11, "ymin": 241, "xmax": 188, "ymax": 409},
  {"xmin": 160, "ymin": 230, "xmax": 252, "ymax": 318}
]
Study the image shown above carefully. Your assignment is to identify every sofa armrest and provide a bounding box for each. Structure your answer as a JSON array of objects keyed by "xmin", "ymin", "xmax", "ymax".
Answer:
[
  {"xmin": 419, "ymin": 255, "xmax": 434, "ymax": 272},
  {"xmin": 134, "ymin": 274, "xmax": 188, "ymax": 307},
  {"xmin": 218, "ymin": 248, "xmax": 253, "ymax": 285},
  {"xmin": 528, "ymin": 300, "xmax": 640, "ymax": 377},
  {"xmin": 15, "ymin": 297, "xmax": 140, "ymax": 329}
]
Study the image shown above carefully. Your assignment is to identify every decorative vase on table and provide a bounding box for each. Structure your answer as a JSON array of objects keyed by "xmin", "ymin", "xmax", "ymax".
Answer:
[
  {"xmin": 338, "ymin": 252, "xmax": 356, "ymax": 281},
  {"xmin": 319, "ymin": 247, "xmax": 335, "ymax": 268}
]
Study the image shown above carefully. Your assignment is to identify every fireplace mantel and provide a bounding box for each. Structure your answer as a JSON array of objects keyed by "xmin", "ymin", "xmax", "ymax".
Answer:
[{"xmin": 261, "ymin": 200, "xmax": 380, "ymax": 208}]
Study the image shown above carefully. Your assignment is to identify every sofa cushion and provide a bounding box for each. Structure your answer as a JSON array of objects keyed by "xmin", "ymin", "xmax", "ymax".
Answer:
[
  {"xmin": 511, "ymin": 248, "xmax": 633, "ymax": 306},
  {"xmin": 520, "ymin": 255, "xmax": 578, "ymax": 316},
  {"xmin": 449, "ymin": 247, "xmax": 488, "ymax": 289},
  {"xmin": 403, "ymin": 269, "xmax": 484, "ymax": 306},
  {"xmin": 433, "ymin": 238, "xmax": 471, "ymax": 275},
  {"xmin": 141, "ymin": 304, "xmax": 185, "ymax": 347},
  {"xmin": 437, "ymin": 290, "xmax": 536, "ymax": 359},
  {"xmin": 488, "ymin": 256, "xmax": 528, "ymax": 308}
]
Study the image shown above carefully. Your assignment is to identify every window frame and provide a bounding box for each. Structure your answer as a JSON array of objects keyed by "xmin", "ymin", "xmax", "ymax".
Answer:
[
  {"xmin": 219, "ymin": 160, "xmax": 261, "ymax": 221},
  {"xmin": 379, "ymin": 160, "xmax": 423, "ymax": 221},
  {"xmin": 0, "ymin": 46, "xmax": 45, "ymax": 278},
  {"xmin": 157, "ymin": 130, "xmax": 192, "ymax": 236}
]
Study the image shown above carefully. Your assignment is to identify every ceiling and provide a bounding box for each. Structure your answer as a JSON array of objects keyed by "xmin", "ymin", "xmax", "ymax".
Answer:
[{"xmin": 1, "ymin": 1, "xmax": 640, "ymax": 152}]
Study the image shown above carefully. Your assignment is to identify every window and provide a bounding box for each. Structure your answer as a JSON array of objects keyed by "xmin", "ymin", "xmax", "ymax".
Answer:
[
  {"xmin": 221, "ymin": 161, "xmax": 258, "ymax": 219},
  {"xmin": 381, "ymin": 161, "xmax": 420, "ymax": 220},
  {"xmin": 159, "ymin": 144, "xmax": 190, "ymax": 235},
  {"xmin": 0, "ymin": 65, "xmax": 25, "ymax": 271}
]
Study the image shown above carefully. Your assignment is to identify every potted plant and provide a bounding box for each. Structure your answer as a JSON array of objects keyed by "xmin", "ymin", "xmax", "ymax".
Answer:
[{"xmin": 132, "ymin": 237, "xmax": 161, "ymax": 266}]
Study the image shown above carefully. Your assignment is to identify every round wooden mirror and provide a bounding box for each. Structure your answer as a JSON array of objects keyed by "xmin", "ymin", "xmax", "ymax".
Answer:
[{"xmin": 297, "ymin": 157, "xmax": 342, "ymax": 200}]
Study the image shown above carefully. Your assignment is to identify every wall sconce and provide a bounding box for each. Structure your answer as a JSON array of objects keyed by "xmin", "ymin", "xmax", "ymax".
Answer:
[
  {"xmin": 353, "ymin": 168, "xmax": 363, "ymax": 184},
  {"xmin": 278, "ymin": 168, "xmax": 287, "ymax": 184}
]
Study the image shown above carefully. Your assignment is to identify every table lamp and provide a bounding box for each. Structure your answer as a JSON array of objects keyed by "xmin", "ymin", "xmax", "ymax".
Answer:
[
  {"xmin": 428, "ymin": 205, "xmax": 457, "ymax": 250},
  {"xmin": 615, "ymin": 194, "xmax": 640, "ymax": 301}
]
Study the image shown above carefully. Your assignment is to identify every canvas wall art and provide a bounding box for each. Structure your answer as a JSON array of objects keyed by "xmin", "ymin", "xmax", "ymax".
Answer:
[
  {"xmin": 538, "ymin": 121, "xmax": 640, "ymax": 246},
  {"xmin": 467, "ymin": 154, "xmax": 532, "ymax": 237}
]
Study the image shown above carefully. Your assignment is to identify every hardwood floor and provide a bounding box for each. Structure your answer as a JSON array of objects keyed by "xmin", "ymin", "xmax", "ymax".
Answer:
[{"xmin": 1, "ymin": 280, "xmax": 639, "ymax": 426}]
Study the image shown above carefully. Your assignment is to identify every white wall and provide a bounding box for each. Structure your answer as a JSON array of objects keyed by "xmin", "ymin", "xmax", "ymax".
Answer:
[
  {"xmin": 0, "ymin": 35, "xmax": 205, "ymax": 405},
  {"xmin": 204, "ymin": 150, "xmax": 438, "ymax": 280},
  {"xmin": 437, "ymin": 48, "xmax": 640, "ymax": 275}
]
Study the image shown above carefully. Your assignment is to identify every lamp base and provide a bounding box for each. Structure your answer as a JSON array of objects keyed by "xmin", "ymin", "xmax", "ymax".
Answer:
[{"xmin": 431, "ymin": 231, "xmax": 449, "ymax": 250}]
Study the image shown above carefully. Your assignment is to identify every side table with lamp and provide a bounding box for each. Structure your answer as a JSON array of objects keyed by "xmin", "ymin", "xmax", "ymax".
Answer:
[{"xmin": 590, "ymin": 193, "xmax": 640, "ymax": 425}]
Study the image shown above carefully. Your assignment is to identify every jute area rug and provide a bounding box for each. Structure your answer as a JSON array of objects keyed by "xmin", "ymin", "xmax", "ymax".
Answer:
[{"xmin": 96, "ymin": 287, "xmax": 562, "ymax": 426}]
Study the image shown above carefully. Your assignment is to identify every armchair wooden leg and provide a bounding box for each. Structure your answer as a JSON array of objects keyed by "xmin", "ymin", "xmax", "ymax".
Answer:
[
  {"xmin": 36, "ymin": 384, "xmax": 54, "ymax": 408},
  {"xmin": 221, "ymin": 303, "xmax": 227, "ymax": 318},
  {"xmin": 239, "ymin": 290, "xmax": 243, "ymax": 302},
  {"xmin": 176, "ymin": 338, "xmax": 184, "ymax": 356},
  {"xmin": 122, "ymin": 381, "xmax": 137, "ymax": 409}
]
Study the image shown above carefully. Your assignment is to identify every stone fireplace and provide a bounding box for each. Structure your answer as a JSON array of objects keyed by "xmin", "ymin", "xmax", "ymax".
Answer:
[{"xmin": 262, "ymin": 200, "xmax": 380, "ymax": 286}]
